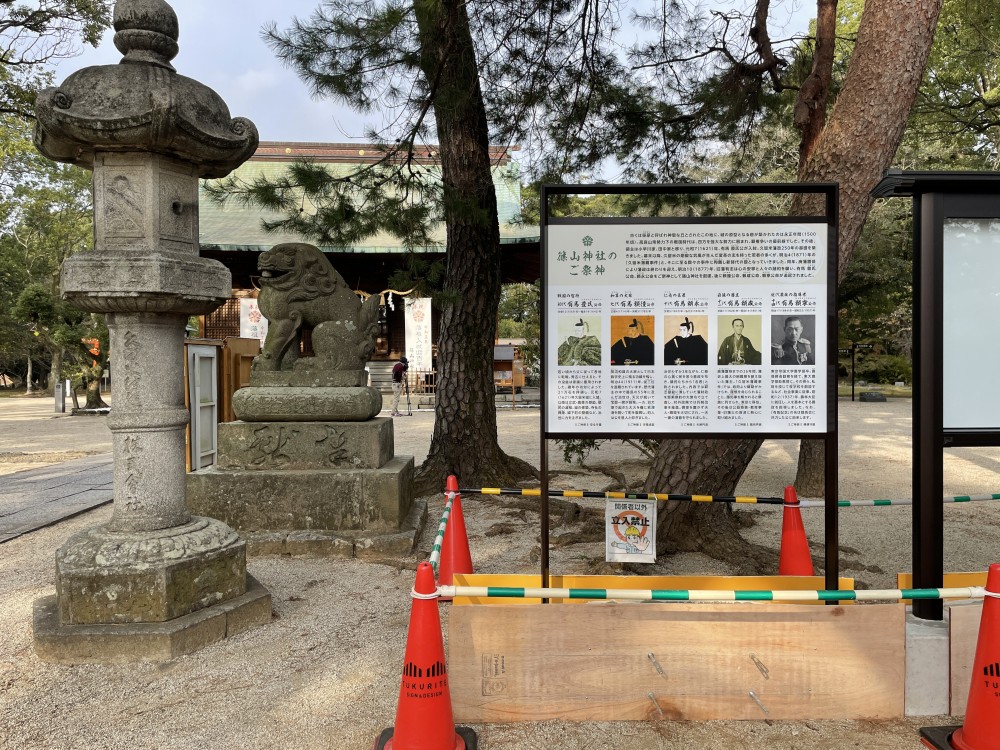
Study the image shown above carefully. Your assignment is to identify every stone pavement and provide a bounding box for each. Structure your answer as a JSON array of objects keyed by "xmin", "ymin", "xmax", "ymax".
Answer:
[
  {"xmin": 0, "ymin": 454, "xmax": 112, "ymax": 543},
  {"xmin": 0, "ymin": 393, "xmax": 556, "ymax": 547}
]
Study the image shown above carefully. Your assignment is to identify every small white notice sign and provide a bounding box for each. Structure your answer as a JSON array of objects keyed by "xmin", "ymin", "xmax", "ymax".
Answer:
[{"xmin": 605, "ymin": 499, "xmax": 657, "ymax": 563}]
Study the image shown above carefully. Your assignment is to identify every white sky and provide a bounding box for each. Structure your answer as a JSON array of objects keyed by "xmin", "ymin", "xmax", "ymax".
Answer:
[
  {"xmin": 49, "ymin": 1, "xmax": 817, "ymax": 147},
  {"xmin": 50, "ymin": 0, "xmax": 372, "ymax": 143}
]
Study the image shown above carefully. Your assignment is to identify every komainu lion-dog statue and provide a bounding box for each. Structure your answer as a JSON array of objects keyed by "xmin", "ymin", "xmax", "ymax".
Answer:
[{"xmin": 254, "ymin": 242, "xmax": 380, "ymax": 372}]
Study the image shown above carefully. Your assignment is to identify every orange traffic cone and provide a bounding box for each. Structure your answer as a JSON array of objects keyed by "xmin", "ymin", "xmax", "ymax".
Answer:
[
  {"xmin": 920, "ymin": 563, "xmax": 1000, "ymax": 750},
  {"xmin": 374, "ymin": 562, "xmax": 477, "ymax": 750},
  {"xmin": 778, "ymin": 485, "xmax": 814, "ymax": 576},
  {"xmin": 438, "ymin": 476, "xmax": 473, "ymax": 600}
]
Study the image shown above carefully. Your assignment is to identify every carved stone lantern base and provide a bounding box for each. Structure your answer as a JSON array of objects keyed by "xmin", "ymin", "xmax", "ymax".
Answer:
[
  {"xmin": 33, "ymin": 576, "xmax": 270, "ymax": 665},
  {"xmin": 32, "ymin": 517, "xmax": 272, "ymax": 663}
]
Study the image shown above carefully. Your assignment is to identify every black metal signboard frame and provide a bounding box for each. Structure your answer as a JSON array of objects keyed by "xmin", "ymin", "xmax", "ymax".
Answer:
[
  {"xmin": 873, "ymin": 170, "xmax": 1000, "ymax": 620},
  {"xmin": 540, "ymin": 183, "xmax": 840, "ymax": 592}
]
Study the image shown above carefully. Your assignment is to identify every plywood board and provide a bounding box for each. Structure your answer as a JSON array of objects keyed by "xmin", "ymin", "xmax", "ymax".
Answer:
[
  {"xmin": 452, "ymin": 574, "xmax": 855, "ymax": 606},
  {"xmin": 949, "ymin": 601, "xmax": 983, "ymax": 716},
  {"xmin": 449, "ymin": 602, "xmax": 905, "ymax": 721}
]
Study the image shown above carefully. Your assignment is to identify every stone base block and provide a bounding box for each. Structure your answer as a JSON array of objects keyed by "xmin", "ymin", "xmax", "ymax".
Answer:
[
  {"xmin": 187, "ymin": 456, "xmax": 414, "ymax": 534},
  {"xmin": 905, "ymin": 610, "xmax": 950, "ymax": 716},
  {"xmin": 249, "ymin": 369, "xmax": 367, "ymax": 388},
  {"xmin": 216, "ymin": 418, "xmax": 394, "ymax": 471},
  {"xmin": 244, "ymin": 498, "xmax": 428, "ymax": 565},
  {"xmin": 33, "ymin": 575, "xmax": 272, "ymax": 664},
  {"xmin": 233, "ymin": 385, "xmax": 382, "ymax": 422},
  {"xmin": 56, "ymin": 517, "xmax": 247, "ymax": 625}
]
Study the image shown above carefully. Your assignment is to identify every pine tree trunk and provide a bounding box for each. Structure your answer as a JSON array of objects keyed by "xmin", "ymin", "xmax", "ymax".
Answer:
[
  {"xmin": 83, "ymin": 377, "xmax": 108, "ymax": 409},
  {"xmin": 654, "ymin": 0, "xmax": 942, "ymax": 542},
  {"xmin": 791, "ymin": 0, "xmax": 942, "ymax": 492},
  {"xmin": 48, "ymin": 349, "xmax": 63, "ymax": 396},
  {"xmin": 411, "ymin": 0, "xmax": 536, "ymax": 494},
  {"xmin": 794, "ymin": 438, "xmax": 826, "ymax": 497},
  {"xmin": 645, "ymin": 438, "xmax": 778, "ymax": 571}
]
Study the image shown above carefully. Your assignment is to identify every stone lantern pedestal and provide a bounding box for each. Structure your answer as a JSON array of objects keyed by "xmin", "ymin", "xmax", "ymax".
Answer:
[{"xmin": 31, "ymin": 0, "xmax": 270, "ymax": 663}]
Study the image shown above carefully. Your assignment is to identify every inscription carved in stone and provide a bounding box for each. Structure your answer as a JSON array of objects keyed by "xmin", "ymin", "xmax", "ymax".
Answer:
[
  {"xmin": 247, "ymin": 425, "xmax": 298, "ymax": 467},
  {"xmin": 122, "ymin": 435, "xmax": 143, "ymax": 513},
  {"xmin": 316, "ymin": 426, "xmax": 349, "ymax": 466},
  {"xmin": 121, "ymin": 331, "xmax": 141, "ymax": 411}
]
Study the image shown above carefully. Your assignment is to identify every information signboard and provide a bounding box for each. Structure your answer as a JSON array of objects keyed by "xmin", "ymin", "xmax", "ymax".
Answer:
[
  {"xmin": 943, "ymin": 218, "xmax": 1000, "ymax": 430},
  {"xmin": 544, "ymin": 221, "xmax": 829, "ymax": 435}
]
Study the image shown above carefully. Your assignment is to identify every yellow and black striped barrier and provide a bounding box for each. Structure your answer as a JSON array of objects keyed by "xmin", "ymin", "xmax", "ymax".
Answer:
[
  {"xmin": 465, "ymin": 487, "xmax": 785, "ymax": 504},
  {"xmin": 462, "ymin": 488, "xmax": 1000, "ymax": 508}
]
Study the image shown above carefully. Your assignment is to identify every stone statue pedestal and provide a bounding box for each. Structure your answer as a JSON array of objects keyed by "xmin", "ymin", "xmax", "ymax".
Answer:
[{"xmin": 188, "ymin": 382, "xmax": 422, "ymax": 561}]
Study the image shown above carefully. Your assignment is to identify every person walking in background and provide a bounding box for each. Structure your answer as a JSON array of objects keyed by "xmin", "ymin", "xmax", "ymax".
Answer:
[{"xmin": 391, "ymin": 356, "xmax": 408, "ymax": 416}]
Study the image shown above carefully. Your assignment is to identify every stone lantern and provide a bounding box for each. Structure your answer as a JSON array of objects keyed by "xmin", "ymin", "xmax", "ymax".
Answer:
[{"xmin": 31, "ymin": 0, "xmax": 270, "ymax": 662}]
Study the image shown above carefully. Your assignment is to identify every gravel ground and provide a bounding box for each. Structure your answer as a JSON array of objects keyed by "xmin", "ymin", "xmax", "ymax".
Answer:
[{"xmin": 1, "ymin": 396, "xmax": 999, "ymax": 749}]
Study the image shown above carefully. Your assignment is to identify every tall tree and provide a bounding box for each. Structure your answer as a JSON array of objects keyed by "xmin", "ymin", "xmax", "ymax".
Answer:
[
  {"xmin": 0, "ymin": 0, "xmax": 113, "ymax": 117},
  {"xmin": 629, "ymin": 0, "xmax": 942, "ymax": 559},
  {"xmin": 211, "ymin": 0, "xmax": 561, "ymax": 492},
  {"xmin": 0, "ymin": 118, "xmax": 95, "ymax": 393},
  {"xmin": 407, "ymin": 0, "xmax": 535, "ymax": 489}
]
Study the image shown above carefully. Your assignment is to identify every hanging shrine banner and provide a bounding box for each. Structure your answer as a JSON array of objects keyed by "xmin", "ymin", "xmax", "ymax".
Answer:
[
  {"xmin": 405, "ymin": 297, "xmax": 433, "ymax": 371},
  {"xmin": 239, "ymin": 297, "xmax": 267, "ymax": 347}
]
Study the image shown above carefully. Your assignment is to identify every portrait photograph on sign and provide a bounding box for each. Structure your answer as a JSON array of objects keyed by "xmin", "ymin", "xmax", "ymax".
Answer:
[
  {"xmin": 663, "ymin": 314, "xmax": 709, "ymax": 366},
  {"xmin": 609, "ymin": 315, "xmax": 655, "ymax": 366},
  {"xmin": 770, "ymin": 314, "xmax": 816, "ymax": 366},
  {"xmin": 717, "ymin": 315, "xmax": 762, "ymax": 366},
  {"xmin": 544, "ymin": 221, "xmax": 829, "ymax": 435},
  {"xmin": 556, "ymin": 315, "xmax": 602, "ymax": 367}
]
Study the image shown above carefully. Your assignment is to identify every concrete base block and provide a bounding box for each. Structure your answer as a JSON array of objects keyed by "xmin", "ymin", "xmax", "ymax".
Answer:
[
  {"xmin": 216, "ymin": 419, "xmax": 394, "ymax": 471},
  {"xmin": 242, "ymin": 498, "xmax": 427, "ymax": 565},
  {"xmin": 905, "ymin": 610, "xmax": 950, "ymax": 716},
  {"xmin": 33, "ymin": 575, "xmax": 272, "ymax": 664},
  {"xmin": 187, "ymin": 455, "xmax": 415, "ymax": 534}
]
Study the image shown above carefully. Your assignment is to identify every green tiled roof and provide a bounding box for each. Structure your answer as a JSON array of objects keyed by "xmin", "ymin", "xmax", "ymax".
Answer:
[{"xmin": 199, "ymin": 158, "xmax": 538, "ymax": 253}]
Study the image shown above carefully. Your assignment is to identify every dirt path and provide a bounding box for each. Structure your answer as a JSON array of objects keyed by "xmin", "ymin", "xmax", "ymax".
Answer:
[{"xmin": 1, "ymin": 396, "xmax": 997, "ymax": 748}]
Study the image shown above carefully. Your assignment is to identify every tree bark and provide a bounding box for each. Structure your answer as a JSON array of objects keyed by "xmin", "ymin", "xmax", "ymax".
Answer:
[
  {"xmin": 82, "ymin": 362, "xmax": 108, "ymax": 409},
  {"xmin": 25, "ymin": 357, "xmax": 34, "ymax": 394},
  {"xmin": 411, "ymin": 0, "xmax": 536, "ymax": 494},
  {"xmin": 645, "ymin": 438, "xmax": 778, "ymax": 571},
  {"xmin": 792, "ymin": 0, "xmax": 942, "ymax": 492},
  {"xmin": 47, "ymin": 348, "xmax": 63, "ymax": 396},
  {"xmin": 652, "ymin": 0, "xmax": 943, "ymax": 549}
]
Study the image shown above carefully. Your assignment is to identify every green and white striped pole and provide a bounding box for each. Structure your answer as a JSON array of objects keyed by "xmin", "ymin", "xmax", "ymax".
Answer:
[{"xmin": 436, "ymin": 584, "xmax": 995, "ymax": 603}]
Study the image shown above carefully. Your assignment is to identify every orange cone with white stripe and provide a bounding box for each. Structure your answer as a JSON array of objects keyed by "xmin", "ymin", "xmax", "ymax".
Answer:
[
  {"xmin": 927, "ymin": 563, "xmax": 1000, "ymax": 749},
  {"xmin": 778, "ymin": 485, "xmax": 814, "ymax": 576},
  {"xmin": 373, "ymin": 562, "xmax": 477, "ymax": 749},
  {"xmin": 438, "ymin": 476, "xmax": 473, "ymax": 599},
  {"xmin": 920, "ymin": 563, "xmax": 1000, "ymax": 748}
]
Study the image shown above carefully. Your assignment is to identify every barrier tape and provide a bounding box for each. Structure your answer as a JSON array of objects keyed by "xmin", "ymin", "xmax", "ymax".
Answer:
[
  {"xmin": 436, "ymin": 585, "xmax": 990, "ymax": 603},
  {"xmin": 427, "ymin": 490, "xmax": 456, "ymax": 573},
  {"xmin": 467, "ymin": 487, "xmax": 781, "ymax": 504},
  {"xmin": 464, "ymin": 488, "xmax": 1000, "ymax": 509}
]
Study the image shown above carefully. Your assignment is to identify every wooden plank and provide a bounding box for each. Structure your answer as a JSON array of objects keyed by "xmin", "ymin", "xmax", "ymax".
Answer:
[
  {"xmin": 949, "ymin": 601, "xmax": 983, "ymax": 716},
  {"xmin": 452, "ymin": 574, "xmax": 855, "ymax": 606},
  {"xmin": 448, "ymin": 602, "xmax": 904, "ymax": 721}
]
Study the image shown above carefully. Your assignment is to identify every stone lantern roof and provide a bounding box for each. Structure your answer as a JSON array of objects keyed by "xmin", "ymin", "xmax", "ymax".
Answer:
[{"xmin": 33, "ymin": 0, "xmax": 258, "ymax": 178}]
